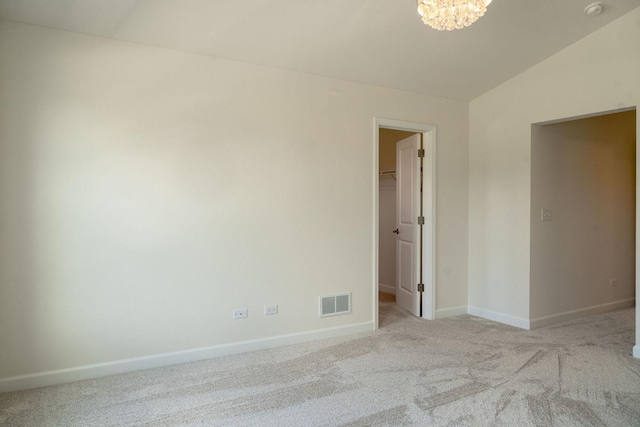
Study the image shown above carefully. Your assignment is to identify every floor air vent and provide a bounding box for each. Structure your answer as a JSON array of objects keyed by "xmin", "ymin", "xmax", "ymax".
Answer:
[{"xmin": 319, "ymin": 293, "xmax": 351, "ymax": 317}]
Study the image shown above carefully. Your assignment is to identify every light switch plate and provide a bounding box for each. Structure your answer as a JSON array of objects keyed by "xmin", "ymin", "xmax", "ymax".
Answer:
[
  {"xmin": 264, "ymin": 305, "xmax": 278, "ymax": 315},
  {"xmin": 541, "ymin": 209, "xmax": 553, "ymax": 221}
]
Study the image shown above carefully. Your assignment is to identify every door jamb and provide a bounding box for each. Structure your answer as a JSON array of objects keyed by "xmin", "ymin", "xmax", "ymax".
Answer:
[{"xmin": 373, "ymin": 118, "xmax": 437, "ymax": 329}]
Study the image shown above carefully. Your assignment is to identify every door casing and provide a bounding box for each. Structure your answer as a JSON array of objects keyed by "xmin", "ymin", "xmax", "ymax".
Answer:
[{"xmin": 374, "ymin": 118, "xmax": 436, "ymax": 328}]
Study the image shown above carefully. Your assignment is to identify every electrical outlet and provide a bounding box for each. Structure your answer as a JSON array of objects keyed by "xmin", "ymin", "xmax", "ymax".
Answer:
[
  {"xmin": 609, "ymin": 279, "xmax": 618, "ymax": 287},
  {"xmin": 264, "ymin": 305, "xmax": 278, "ymax": 315},
  {"xmin": 541, "ymin": 209, "xmax": 553, "ymax": 221},
  {"xmin": 233, "ymin": 308, "xmax": 248, "ymax": 319}
]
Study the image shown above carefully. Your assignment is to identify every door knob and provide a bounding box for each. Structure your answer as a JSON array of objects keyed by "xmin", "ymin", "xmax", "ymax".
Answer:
[{"xmin": 393, "ymin": 229, "xmax": 399, "ymax": 234}]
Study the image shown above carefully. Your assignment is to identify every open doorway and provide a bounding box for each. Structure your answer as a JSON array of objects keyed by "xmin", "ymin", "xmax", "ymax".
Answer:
[
  {"xmin": 378, "ymin": 128, "xmax": 416, "ymax": 305},
  {"xmin": 374, "ymin": 118, "xmax": 436, "ymax": 329},
  {"xmin": 530, "ymin": 108, "xmax": 636, "ymax": 327}
]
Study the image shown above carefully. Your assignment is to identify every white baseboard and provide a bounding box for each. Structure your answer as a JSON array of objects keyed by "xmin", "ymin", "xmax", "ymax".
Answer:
[
  {"xmin": 0, "ymin": 321, "xmax": 374, "ymax": 393},
  {"xmin": 634, "ymin": 345, "xmax": 640, "ymax": 359},
  {"xmin": 529, "ymin": 298, "xmax": 636, "ymax": 329},
  {"xmin": 378, "ymin": 283, "xmax": 396, "ymax": 295},
  {"xmin": 468, "ymin": 305, "xmax": 530, "ymax": 330},
  {"xmin": 436, "ymin": 305, "xmax": 467, "ymax": 319}
]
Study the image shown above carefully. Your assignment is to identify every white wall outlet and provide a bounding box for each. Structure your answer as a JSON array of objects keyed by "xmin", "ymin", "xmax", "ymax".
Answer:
[
  {"xmin": 609, "ymin": 279, "xmax": 618, "ymax": 287},
  {"xmin": 264, "ymin": 305, "xmax": 278, "ymax": 315},
  {"xmin": 233, "ymin": 308, "xmax": 248, "ymax": 319},
  {"xmin": 541, "ymin": 208, "xmax": 553, "ymax": 221}
]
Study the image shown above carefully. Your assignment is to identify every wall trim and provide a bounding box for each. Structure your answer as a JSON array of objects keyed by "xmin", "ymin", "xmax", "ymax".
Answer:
[
  {"xmin": 529, "ymin": 298, "xmax": 636, "ymax": 329},
  {"xmin": 373, "ymin": 117, "xmax": 437, "ymax": 322},
  {"xmin": 468, "ymin": 305, "xmax": 530, "ymax": 330},
  {"xmin": 634, "ymin": 345, "xmax": 640, "ymax": 359},
  {"xmin": 0, "ymin": 321, "xmax": 374, "ymax": 393},
  {"xmin": 436, "ymin": 305, "xmax": 468, "ymax": 319},
  {"xmin": 379, "ymin": 283, "xmax": 396, "ymax": 295}
]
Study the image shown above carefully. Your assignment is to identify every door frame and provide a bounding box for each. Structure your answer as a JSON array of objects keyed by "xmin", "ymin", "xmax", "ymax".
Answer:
[{"xmin": 373, "ymin": 118, "xmax": 436, "ymax": 328}]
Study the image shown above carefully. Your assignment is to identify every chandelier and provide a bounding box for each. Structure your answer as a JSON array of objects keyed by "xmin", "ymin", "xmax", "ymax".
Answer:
[{"xmin": 417, "ymin": 0, "xmax": 493, "ymax": 31}]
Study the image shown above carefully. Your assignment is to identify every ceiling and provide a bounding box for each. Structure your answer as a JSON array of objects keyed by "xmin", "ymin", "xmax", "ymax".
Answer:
[{"xmin": 1, "ymin": 0, "xmax": 638, "ymax": 101}]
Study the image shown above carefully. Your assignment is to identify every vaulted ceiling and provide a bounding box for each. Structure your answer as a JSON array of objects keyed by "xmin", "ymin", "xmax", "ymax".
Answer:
[{"xmin": 1, "ymin": 0, "xmax": 638, "ymax": 101}]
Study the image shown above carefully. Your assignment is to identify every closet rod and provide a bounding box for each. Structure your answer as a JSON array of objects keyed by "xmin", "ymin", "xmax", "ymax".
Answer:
[{"xmin": 379, "ymin": 170, "xmax": 396, "ymax": 181}]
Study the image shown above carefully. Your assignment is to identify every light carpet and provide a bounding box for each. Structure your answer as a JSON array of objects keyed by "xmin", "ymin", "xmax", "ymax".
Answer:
[{"xmin": 1, "ymin": 302, "xmax": 639, "ymax": 426}]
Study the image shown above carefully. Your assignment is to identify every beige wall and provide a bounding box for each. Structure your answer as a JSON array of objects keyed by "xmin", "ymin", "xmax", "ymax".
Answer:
[
  {"xmin": 0, "ymin": 20, "xmax": 469, "ymax": 383},
  {"xmin": 530, "ymin": 111, "xmax": 636, "ymax": 323},
  {"xmin": 469, "ymin": 6, "xmax": 639, "ymax": 343}
]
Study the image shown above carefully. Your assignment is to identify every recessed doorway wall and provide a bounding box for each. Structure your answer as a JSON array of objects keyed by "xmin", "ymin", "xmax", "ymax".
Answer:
[{"xmin": 530, "ymin": 109, "xmax": 636, "ymax": 327}]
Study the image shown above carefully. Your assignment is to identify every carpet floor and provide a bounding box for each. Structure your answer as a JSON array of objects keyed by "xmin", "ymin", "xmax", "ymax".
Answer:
[{"xmin": 1, "ymin": 302, "xmax": 639, "ymax": 426}]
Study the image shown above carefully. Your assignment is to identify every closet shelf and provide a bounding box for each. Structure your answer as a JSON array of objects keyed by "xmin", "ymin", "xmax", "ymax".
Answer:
[{"xmin": 379, "ymin": 170, "xmax": 396, "ymax": 181}]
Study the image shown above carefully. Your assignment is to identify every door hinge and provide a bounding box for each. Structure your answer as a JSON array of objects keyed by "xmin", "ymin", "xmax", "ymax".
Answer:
[
  {"xmin": 417, "ymin": 283, "xmax": 425, "ymax": 292},
  {"xmin": 417, "ymin": 216, "xmax": 425, "ymax": 225},
  {"xmin": 418, "ymin": 148, "xmax": 425, "ymax": 158}
]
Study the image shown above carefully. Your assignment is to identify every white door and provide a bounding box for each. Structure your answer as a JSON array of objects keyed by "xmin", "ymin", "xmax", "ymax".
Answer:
[{"xmin": 395, "ymin": 134, "xmax": 421, "ymax": 316}]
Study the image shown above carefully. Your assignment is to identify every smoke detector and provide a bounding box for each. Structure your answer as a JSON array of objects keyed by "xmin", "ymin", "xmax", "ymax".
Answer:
[{"xmin": 584, "ymin": 2, "xmax": 604, "ymax": 16}]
